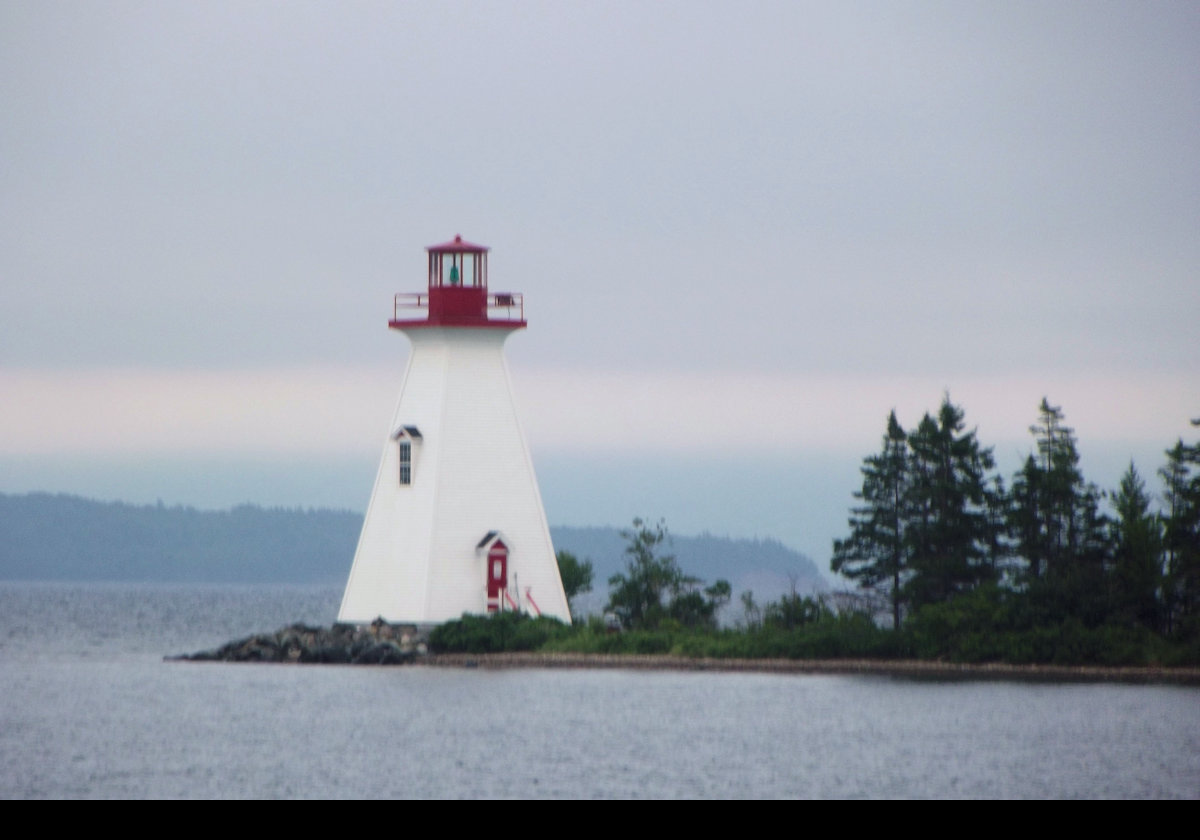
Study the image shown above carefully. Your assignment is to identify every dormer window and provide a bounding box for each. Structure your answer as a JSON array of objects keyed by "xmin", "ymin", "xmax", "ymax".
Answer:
[
  {"xmin": 398, "ymin": 442, "xmax": 412, "ymax": 485},
  {"xmin": 392, "ymin": 425, "xmax": 423, "ymax": 486}
]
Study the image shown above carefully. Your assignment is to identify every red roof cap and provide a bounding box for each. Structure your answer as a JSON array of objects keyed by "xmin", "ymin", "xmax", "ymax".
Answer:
[{"xmin": 426, "ymin": 234, "xmax": 489, "ymax": 254}]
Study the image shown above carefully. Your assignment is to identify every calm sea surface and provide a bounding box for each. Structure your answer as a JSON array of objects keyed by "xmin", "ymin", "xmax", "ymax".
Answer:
[{"xmin": 1, "ymin": 582, "xmax": 1197, "ymax": 799}]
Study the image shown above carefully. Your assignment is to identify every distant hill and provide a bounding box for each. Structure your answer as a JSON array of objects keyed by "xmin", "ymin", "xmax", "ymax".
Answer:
[
  {"xmin": 0, "ymin": 493, "xmax": 826, "ymax": 607},
  {"xmin": 0, "ymin": 492, "xmax": 360, "ymax": 584}
]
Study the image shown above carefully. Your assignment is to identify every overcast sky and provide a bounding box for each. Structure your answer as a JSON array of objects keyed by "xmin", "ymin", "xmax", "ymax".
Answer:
[{"xmin": 2, "ymin": 2, "xmax": 1197, "ymax": 568}]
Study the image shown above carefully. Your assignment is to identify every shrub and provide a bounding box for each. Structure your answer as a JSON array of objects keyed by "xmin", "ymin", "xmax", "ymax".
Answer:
[{"xmin": 428, "ymin": 612, "xmax": 568, "ymax": 653}]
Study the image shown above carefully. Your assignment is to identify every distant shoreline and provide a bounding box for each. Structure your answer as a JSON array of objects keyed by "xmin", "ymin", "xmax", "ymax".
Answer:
[{"xmin": 422, "ymin": 652, "xmax": 1200, "ymax": 686}]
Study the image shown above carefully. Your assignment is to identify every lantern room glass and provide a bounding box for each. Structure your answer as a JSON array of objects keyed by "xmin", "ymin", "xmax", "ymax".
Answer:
[{"xmin": 429, "ymin": 251, "xmax": 487, "ymax": 288}]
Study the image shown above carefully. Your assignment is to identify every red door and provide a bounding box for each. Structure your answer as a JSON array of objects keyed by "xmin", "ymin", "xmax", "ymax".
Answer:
[{"xmin": 486, "ymin": 540, "xmax": 508, "ymax": 612}]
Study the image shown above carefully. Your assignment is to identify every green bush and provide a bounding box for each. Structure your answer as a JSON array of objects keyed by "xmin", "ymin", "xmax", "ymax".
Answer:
[
  {"xmin": 541, "ymin": 611, "xmax": 900, "ymax": 660},
  {"xmin": 428, "ymin": 612, "xmax": 568, "ymax": 654},
  {"xmin": 428, "ymin": 597, "xmax": 1199, "ymax": 666},
  {"xmin": 901, "ymin": 586, "xmax": 1195, "ymax": 665}
]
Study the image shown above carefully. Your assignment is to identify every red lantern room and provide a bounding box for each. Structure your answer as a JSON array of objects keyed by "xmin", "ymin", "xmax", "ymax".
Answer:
[{"xmin": 389, "ymin": 235, "xmax": 526, "ymax": 329}]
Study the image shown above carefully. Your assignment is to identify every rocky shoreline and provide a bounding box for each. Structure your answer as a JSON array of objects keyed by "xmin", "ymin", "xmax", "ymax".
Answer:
[
  {"xmin": 169, "ymin": 618, "xmax": 425, "ymax": 665},
  {"xmin": 170, "ymin": 621, "xmax": 1200, "ymax": 685}
]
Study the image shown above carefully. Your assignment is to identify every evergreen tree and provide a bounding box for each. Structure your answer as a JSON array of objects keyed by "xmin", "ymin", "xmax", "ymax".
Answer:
[
  {"xmin": 1109, "ymin": 463, "xmax": 1163, "ymax": 631},
  {"xmin": 1159, "ymin": 440, "xmax": 1188, "ymax": 634},
  {"xmin": 983, "ymin": 474, "xmax": 1014, "ymax": 584},
  {"xmin": 1011, "ymin": 399, "xmax": 1112, "ymax": 624},
  {"xmin": 902, "ymin": 397, "xmax": 999, "ymax": 611},
  {"xmin": 1010, "ymin": 454, "xmax": 1047, "ymax": 581},
  {"xmin": 831, "ymin": 410, "xmax": 909, "ymax": 630},
  {"xmin": 1160, "ymin": 429, "xmax": 1200, "ymax": 638},
  {"xmin": 1071, "ymin": 482, "xmax": 1115, "ymax": 624},
  {"xmin": 1031, "ymin": 398, "xmax": 1083, "ymax": 577}
]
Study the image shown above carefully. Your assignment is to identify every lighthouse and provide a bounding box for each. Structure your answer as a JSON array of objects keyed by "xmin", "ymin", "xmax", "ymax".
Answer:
[{"xmin": 338, "ymin": 236, "xmax": 571, "ymax": 625}]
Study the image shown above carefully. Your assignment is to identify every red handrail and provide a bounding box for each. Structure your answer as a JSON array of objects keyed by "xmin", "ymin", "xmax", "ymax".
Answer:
[{"xmin": 391, "ymin": 292, "xmax": 524, "ymax": 323}]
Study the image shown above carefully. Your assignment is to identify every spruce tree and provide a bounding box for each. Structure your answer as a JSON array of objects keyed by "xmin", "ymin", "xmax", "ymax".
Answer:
[
  {"xmin": 831, "ymin": 410, "xmax": 909, "ymax": 630},
  {"xmin": 1031, "ymin": 398, "xmax": 1082, "ymax": 577},
  {"xmin": 1110, "ymin": 463, "xmax": 1163, "ymax": 631},
  {"xmin": 1160, "ymin": 429, "xmax": 1200, "ymax": 638},
  {"xmin": 1011, "ymin": 399, "xmax": 1112, "ymax": 624},
  {"xmin": 983, "ymin": 474, "xmax": 1014, "ymax": 584},
  {"xmin": 903, "ymin": 397, "xmax": 999, "ymax": 611},
  {"xmin": 1010, "ymin": 454, "xmax": 1047, "ymax": 581}
]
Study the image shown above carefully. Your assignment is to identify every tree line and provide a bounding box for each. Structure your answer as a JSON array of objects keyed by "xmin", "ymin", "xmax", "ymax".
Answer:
[
  {"xmin": 432, "ymin": 398, "xmax": 1199, "ymax": 665},
  {"xmin": 831, "ymin": 396, "xmax": 1200, "ymax": 650}
]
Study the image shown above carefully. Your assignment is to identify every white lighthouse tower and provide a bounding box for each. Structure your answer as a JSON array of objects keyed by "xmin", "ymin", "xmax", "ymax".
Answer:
[{"xmin": 338, "ymin": 236, "xmax": 570, "ymax": 625}]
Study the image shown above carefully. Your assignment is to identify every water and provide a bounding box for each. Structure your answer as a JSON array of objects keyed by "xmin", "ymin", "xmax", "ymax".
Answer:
[{"xmin": 1, "ymin": 583, "xmax": 1197, "ymax": 798}]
